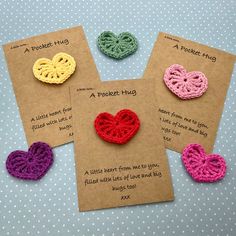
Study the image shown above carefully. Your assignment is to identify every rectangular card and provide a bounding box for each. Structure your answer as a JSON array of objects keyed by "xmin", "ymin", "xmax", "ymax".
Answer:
[
  {"xmin": 3, "ymin": 26, "xmax": 100, "ymax": 147},
  {"xmin": 143, "ymin": 32, "xmax": 236, "ymax": 153},
  {"xmin": 70, "ymin": 79, "xmax": 174, "ymax": 211}
]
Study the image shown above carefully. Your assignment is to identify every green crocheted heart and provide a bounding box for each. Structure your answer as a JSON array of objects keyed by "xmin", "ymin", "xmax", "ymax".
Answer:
[{"xmin": 97, "ymin": 31, "xmax": 138, "ymax": 60}]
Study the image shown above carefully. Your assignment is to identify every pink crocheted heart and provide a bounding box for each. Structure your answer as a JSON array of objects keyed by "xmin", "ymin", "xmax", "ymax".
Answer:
[
  {"xmin": 182, "ymin": 144, "xmax": 226, "ymax": 182},
  {"xmin": 163, "ymin": 64, "xmax": 208, "ymax": 99}
]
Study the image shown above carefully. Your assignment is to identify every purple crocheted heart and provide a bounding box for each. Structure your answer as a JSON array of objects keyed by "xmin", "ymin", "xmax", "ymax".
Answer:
[
  {"xmin": 6, "ymin": 142, "xmax": 53, "ymax": 180},
  {"xmin": 182, "ymin": 144, "xmax": 226, "ymax": 183},
  {"xmin": 163, "ymin": 64, "xmax": 208, "ymax": 99}
]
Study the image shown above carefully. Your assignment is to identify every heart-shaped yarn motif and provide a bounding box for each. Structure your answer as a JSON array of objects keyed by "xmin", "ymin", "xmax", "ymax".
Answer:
[
  {"xmin": 182, "ymin": 144, "xmax": 226, "ymax": 182},
  {"xmin": 6, "ymin": 142, "xmax": 53, "ymax": 180},
  {"xmin": 94, "ymin": 109, "xmax": 140, "ymax": 144},
  {"xmin": 163, "ymin": 64, "xmax": 208, "ymax": 99},
  {"xmin": 33, "ymin": 52, "xmax": 76, "ymax": 84},
  {"xmin": 97, "ymin": 31, "xmax": 138, "ymax": 59}
]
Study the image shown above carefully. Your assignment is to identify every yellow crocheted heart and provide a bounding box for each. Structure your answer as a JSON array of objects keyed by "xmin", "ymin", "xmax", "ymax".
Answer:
[{"xmin": 33, "ymin": 52, "xmax": 76, "ymax": 84}]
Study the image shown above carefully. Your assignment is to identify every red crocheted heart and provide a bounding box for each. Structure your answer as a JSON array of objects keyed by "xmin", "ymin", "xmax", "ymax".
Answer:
[
  {"xmin": 94, "ymin": 109, "xmax": 140, "ymax": 144},
  {"xmin": 163, "ymin": 64, "xmax": 208, "ymax": 99},
  {"xmin": 182, "ymin": 144, "xmax": 226, "ymax": 183}
]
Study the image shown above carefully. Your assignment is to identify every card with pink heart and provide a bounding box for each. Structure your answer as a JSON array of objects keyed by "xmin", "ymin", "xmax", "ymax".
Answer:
[{"xmin": 144, "ymin": 32, "xmax": 236, "ymax": 153}]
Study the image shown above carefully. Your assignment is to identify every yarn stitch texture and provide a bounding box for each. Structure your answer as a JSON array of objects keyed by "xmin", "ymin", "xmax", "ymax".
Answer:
[
  {"xmin": 163, "ymin": 64, "xmax": 208, "ymax": 99},
  {"xmin": 97, "ymin": 31, "xmax": 138, "ymax": 59},
  {"xmin": 182, "ymin": 143, "xmax": 226, "ymax": 183},
  {"xmin": 94, "ymin": 109, "xmax": 140, "ymax": 144},
  {"xmin": 6, "ymin": 142, "xmax": 53, "ymax": 180},
  {"xmin": 33, "ymin": 52, "xmax": 76, "ymax": 84}
]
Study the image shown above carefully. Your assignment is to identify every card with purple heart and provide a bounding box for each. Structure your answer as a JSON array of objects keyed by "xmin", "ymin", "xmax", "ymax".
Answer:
[{"xmin": 6, "ymin": 142, "xmax": 53, "ymax": 180}]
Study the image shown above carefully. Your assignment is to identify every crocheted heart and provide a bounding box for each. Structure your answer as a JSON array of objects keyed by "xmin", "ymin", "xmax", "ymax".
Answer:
[
  {"xmin": 97, "ymin": 31, "xmax": 138, "ymax": 59},
  {"xmin": 6, "ymin": 142, "xmax": 53, "ymax": 180},
  {"xmin": 33, "ymin": 52, "xmax": 76, "ymax": 84},
  {"xmin": 163, "ymin": 64, "xmax": 208, "ymax": 99},
  {"xmin": 94, "ymin": 109, "xmax": 140, "ymax": 144},
  {"xmin": 182, "ymin": 144, "xmax": 226, "ymax": 182}
]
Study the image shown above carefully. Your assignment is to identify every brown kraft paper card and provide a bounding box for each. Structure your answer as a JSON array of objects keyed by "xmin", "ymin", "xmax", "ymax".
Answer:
[
  {"xmin": 70, "ymin": 79, "xmax": 174, "ymax": 211},
  {"xmin": 143, "ymin": 32, "xmax": 236, "ymax": 153},
  {"xmin": 3, "ymin": 26, "xmax": 100, "ymax": 147}
]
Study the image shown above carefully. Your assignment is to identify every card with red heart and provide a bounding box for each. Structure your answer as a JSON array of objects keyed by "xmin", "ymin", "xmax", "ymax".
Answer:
[
  {"xmin": 144, "ymin": 32, "xmax": 236, "ymax": 153},
  {"xmin": 70, "ymin": 79, "xmax": 174, "ymax": 211}
]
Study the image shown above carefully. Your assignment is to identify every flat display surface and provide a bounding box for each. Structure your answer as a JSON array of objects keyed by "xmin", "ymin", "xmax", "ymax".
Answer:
[{"xmin": 0, "ymin": 0, "xmax": 235, "ymax": 235}]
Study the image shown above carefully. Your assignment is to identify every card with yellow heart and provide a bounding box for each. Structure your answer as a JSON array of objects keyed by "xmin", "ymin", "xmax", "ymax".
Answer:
[
  {"xmin": 33, "ymin": 52, "xmax": 76, "ymax": 84},
  {"xmin": 3, "ymin": 26, "xmax": 100, "ymax": 147}
]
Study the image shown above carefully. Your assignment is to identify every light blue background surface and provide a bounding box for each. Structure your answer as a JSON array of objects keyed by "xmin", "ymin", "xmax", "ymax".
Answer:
[{"xmin": 0, "ymin": 0, "xmax": 236, "ymax": 235}]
